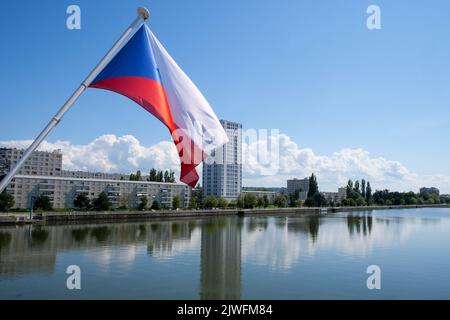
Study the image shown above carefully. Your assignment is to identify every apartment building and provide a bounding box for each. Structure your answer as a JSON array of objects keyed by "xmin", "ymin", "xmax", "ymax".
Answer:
[
  {"xmin": 1, "ymin": 148, "xmax": 190, "ymax": 209},
  {"xmin": 202, "ymin": 120, "xmax": 242, "ymax": 201},
  {"xmin": 287, "ymin": 178, "xmax": 310, "ymax": 201}
]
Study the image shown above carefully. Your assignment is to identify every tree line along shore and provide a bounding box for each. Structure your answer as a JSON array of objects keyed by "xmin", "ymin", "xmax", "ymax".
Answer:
[{"xmin": 1, "ymin": 173, "xmax": 449, "ymax": 213}]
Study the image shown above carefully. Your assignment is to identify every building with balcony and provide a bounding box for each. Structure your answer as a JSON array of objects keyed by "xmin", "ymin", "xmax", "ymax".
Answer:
[
  {"xmin": 1, "ymin": 148, "xmax": 190, "ymax": 210},
  {"xmin": 0, "ymin": 148, "xmax": 62, "ymax": 177}
]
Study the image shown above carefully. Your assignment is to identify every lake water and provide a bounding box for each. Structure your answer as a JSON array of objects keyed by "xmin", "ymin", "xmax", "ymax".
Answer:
[{"xmin": 1, "ymin": 208, "xmax": 450, "ymax": 299}]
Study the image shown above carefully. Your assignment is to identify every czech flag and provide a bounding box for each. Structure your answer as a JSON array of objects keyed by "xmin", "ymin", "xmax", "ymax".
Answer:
[{"xmin": 90, "ymin": 24, "xmax": 229, "ymax": 188}]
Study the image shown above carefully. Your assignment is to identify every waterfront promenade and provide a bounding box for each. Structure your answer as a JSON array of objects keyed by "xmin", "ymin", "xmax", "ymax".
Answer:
[{"xmin": 0, "ymin": 204, "xmax": 448, "ymax": 225}]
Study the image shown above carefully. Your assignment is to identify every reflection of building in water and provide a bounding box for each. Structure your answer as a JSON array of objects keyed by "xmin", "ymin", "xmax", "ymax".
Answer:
[
  {"xmin": 200, "ymin": 218, "xmax": 241, "ymax": 300},
  {"xmin": 146, "ymin": 221, "xmax": 194, "ymax": 256},
  {"xmin": 0, "ymin": 226, "xmax": 57, "ymax": 277},
  {"xmin": 0, "ymin": 220, "xmax": 198, "ymax": 278}
]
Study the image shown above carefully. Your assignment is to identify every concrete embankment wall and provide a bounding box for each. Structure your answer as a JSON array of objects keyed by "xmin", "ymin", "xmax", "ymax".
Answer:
[{"xmin": 0, "ymin": 204, "xmax": 449, "ymax": 225}]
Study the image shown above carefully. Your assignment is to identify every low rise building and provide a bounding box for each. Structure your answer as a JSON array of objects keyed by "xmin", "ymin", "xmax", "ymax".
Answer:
[
  {"xmin": 321, "ymin": 187, "xmax": 347, "ymax": 205},
  {"xmin": 1, "ymin": 148, "xmax": 190, "ymax": 210}
]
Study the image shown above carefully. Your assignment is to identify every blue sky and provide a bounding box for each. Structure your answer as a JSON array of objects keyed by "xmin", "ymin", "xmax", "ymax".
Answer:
[{"xmin": 0, "ymin": 0, "xmax": 449, "ymax": 192}]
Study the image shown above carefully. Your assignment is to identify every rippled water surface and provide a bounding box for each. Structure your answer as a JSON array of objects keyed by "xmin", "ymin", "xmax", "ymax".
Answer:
[{"xmin": 1, "ymin": 208, "xmax": 450, "ymax": 299}]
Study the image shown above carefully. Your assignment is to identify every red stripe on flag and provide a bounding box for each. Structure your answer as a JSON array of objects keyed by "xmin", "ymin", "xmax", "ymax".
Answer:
[{"xmin": 90, "ymin": 76, "xmax": 176, "ymax": 132}]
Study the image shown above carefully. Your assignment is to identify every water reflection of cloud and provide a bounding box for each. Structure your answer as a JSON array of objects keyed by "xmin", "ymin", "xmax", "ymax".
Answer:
[
  {"xmin": 241, "ymin": 215, "xmax": 446, "ymax": 272},
  {"xmin": 89, "ymin": 244, "xmax": 144, "ymax": 272},
  {"xmin": 241, "ymin": 220, "xmax": 310, "ymax": 272},
  {"xmin": 150, "ymin": 229, "xmax": 201, "ymax": 260},
  {"xmin": 315, "ymin": 218, "xmax": 415, "ymax": 256}
]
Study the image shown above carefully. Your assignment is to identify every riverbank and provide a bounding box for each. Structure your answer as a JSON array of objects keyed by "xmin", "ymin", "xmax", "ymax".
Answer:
[{"xmin": 0, "ymin": 204, "xmax": 448, "ymax": 225}]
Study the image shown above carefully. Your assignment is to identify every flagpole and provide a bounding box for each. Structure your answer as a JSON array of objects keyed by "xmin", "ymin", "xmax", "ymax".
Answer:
[{"xmin": 0, "ymin": 7, "xmax": 150, "ymax": 194}]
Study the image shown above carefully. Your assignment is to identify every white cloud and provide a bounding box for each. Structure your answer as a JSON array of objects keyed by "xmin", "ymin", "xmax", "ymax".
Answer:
[
  {"xmin": 0, "ymin": 134, "xmax": 180, "ymax": 175},
  {"xmin": 1, "ymin": 133, "xmax": 449, "ymax": 193},
  {"xmin": 243, "ymin": 133, "xmax": 419, "ymax": 191},
  {"xmin": 243, "ymin": 133, "xmax": 450, "ymax": 192}
]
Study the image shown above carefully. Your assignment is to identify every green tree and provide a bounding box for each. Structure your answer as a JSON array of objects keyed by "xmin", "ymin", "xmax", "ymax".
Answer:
[
  {"xmin": 164, "ymin": 170, "xmax": 170, "ymax": 183},
  {"xmin": 217, "ymin": 197, "xmax": 229, "ymax": 209},
  {"xmin": 188, "ymin": 196, "xmax": 198, "ymax": 209},
  {"xmin": 203, "ymin": 196, "xmax": 218, "ymax": 209},
  {"xmin": 34, "ymin": 195, "xmax": 53, "ymax": 211},
  {"xmin": 190, "ymin": 187, "xmax": 203, "ymax": 209},
  {"xmin": 74, "ymin": 194, "xmax": 90, "ymax": 210},
  {"xmin": 157, "ymin": 171, "xmax": 164, "ymax": 182},
  {"xmin": 118, "ymin": 194, "xmax": 131, "ymax": 209},
  {"xmin": 305, "ymin": 192, "xmax": 327, "ymax": 207},
  {"xmin": 346, "ymin": 180, "xmax": 353, "ymax": 197},
  {"xmin": 366, "ymin": 182, "xmax": 372, "ymax": 204},
  {"xmin": 236, "ymin": 196, "xmax": 244, "ymax": 208},
  {"xmin": 149, "ymin": 168, "xmax": 157, "ymax": 181},
  {"xmin": 257, "ymin": 196, "xmax": 266, "ymax": 208},
  {"xmin": 274, "ymin": 195, "xmax": 288, "ymax": 208},
  {"xmin": 172, "ymin": 196, "xmax": 181, "ymax": 210},
  {"xmin": 361, "ymin": 179, "xmax": 366, "ymax": 197},
  {"xmin": 294, "ymin": 189, "xmax": 301, "ymax": 200},
  {"xmin": 354, "ymin": 180, "xmax": 360, "ymax": 194},
  {"xmin": 342, "ymin": 198, "xmax": 357, "ymax": 206},
  {"xmin": 169, "ymin": 170, "xmax": 175, "ymax": 183},
  {"xmin": 138, "ymin": 195, "xmax": 148, "ymax": 210},
  {"xmin": 151, "ymin": 199, "xmax": 161, "ymax": 210},
  {"xmin": 243, "ymin": 193, "xmax": 257, "ymax": 209},
  {"xmin": 371, "ymin": 189, "xmax": 434, "ymax": 207},
  {"xmin": 356, "ymin": 196, "xmax": 366, "ymax": 206},
  {"xmin": 305, "ymin": 174, "xmax": 324, "ymax": 207},
  {"xmin": 0, "ymin": 191, "xmax": 15, "ymax": 212},
  {"xmin": 263, "ymin": 195, "xmax": 269, "ymax": 207},
  {"xmin": 307, "ymin": 174, "xmax": 319, "ymax": 198},
  {"xmin": 129, "ymin": 171, "xmax": 142, "ymax": 181},
  {"xmin": 289, "ymin": 188, "xmax": 302, "ymax": 207},
  {"xmin": 93, "ymin": 192, "xmax": 111, "ymax": 211}
]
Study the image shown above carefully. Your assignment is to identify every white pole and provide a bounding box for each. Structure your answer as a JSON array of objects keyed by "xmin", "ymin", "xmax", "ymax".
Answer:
[{"xmin": 0, "ymin": 7, "xmax": 150, "ymax": 193}]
